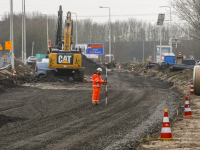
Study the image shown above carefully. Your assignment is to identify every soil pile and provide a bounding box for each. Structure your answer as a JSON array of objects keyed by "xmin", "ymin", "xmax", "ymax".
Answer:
[
  {"xmin": 0, "ymin": 60, "xmax": 35, "ymax": 92},
  {"xmin": 82, "ymin": 55, "xmax": 106, "ymax": 75}
]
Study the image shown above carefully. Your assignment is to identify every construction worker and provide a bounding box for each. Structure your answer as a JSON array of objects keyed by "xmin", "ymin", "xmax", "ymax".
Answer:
[{"xmin": 92, "ymin": 68, "xmax": 107, "ymax": 105}]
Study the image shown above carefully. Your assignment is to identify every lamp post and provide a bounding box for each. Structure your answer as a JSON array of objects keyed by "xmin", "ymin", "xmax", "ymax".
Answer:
[
  {"xmin": 100, "ymin": 6, "xmax": 111, "ymax": 63},
  {"xmin": 10, "ymin": 0, "xmax": 14, "ymax": 70},
  {"xmin": 23, "ymin": 0, "xmax": 26, "ymax": 65},
  {"xmin": 160, "ymin": 6, "xmax": 172, "ymax": 53},
  {"xmin": 21, "ymin": 0, "xmax": 24, "ymax": 63},
  {"xmin": 71, "ymin": 12, "xmax": 78, "ymax": 47},
  {"xmin": 157, "ymin": 14, "xmax": 165, "ymax": 63}
]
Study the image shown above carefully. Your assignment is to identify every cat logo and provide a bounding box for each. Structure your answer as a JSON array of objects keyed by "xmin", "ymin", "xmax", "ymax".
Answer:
[{"xmin": 57, "ymin": 54, "xmax": 73, "ymax": 64}]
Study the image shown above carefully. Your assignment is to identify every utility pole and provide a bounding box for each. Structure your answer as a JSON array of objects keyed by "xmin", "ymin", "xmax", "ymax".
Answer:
[
  {"xmin": 21, "ymin": 0, "xmax": 24, "ymax": 62},
  {"xmin": 23, "ymin": 0, "xmax": 26, "ymax": 65},
  {"xmin": 10, "ymin": 0, "xmax": 14, "ymax": 70},
  {"xmin": 143, "ymin": 40, "xmax": 144, "ymax": 62}
]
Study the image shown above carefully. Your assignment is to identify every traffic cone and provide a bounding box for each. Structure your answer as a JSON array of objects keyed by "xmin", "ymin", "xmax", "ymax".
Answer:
[
  {"xmin": 83, "ymin": 73, "xmax": 87, "ymax": 82},
  {"xmin": 178, "ymin": 50, "xmax": 182, "ymax": 57},
  {"xmin": 159, "ymin": 109, "xmax": 175, "ymax": 141},
  {"xmin": 131, "ymin": 66, "xmax": 134, "ymax": 72},
  {"xmin": 190, "ymin": 81, "xmax": 194, "ymax": 94},
  {"xmin": 13, "ymin": 68, "xmax": 17, "ymax": 76},
  {"xmin": 184, "ymin": 95, "xmax": 194, "ymax": 118},
  {"xmin": 90, "ymin": 75, "xmax": 93, "ymax": 83},
  {"xmin": 119, "ymin": 65, "xmax": 121, "ymax": 70}
]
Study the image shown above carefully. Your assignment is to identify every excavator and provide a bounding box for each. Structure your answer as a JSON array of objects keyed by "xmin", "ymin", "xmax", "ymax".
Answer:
[{"xmin": 47, "ymin": 6, "xmax": 84, "ymax": 81}]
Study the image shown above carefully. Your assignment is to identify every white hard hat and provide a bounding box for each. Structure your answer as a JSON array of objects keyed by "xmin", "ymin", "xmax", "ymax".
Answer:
[{"xmin": 97, "ymin": 68, "xmax": 102, "ymax": 72}]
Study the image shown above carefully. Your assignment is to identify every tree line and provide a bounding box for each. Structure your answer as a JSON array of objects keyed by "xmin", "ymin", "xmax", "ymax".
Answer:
[{"xmin": 0, "ymin": 1, "xmax": 199, "ymax": 63}]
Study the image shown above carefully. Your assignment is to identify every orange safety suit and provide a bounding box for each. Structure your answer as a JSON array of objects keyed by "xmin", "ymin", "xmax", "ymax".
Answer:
[{"xmin": 92, "ymin": 73, "xmax": 104, "ymax": 104}]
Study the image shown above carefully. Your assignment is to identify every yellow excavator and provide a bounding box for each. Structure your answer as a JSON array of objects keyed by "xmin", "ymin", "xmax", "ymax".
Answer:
[{"xmin": 48, "ymin": 6, "xmax": 84, "ymax": 81}]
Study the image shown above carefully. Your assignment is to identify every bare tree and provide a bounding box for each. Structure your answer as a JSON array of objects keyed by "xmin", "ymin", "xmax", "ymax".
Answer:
[{"xmin": 170, "ymin": 0, "xmax": 200, "ymax": 40}]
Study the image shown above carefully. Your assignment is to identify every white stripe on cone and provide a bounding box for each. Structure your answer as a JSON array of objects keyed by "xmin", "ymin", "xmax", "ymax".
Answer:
[
  {"xmin": 161, "ymin": 127, "xmax": 172, "ymax": 133},
  {"xmin": 163, "ymin": 117, "xmax": 169, "ymax": 122},
  {"xmin": 185, "ymin": 108, "xmax": 192, "ymax": 112}
]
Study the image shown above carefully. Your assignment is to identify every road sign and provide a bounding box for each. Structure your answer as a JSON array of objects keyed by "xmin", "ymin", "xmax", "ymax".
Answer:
[
  {"xmin": 161, "ymin": 55, "xmax": 164, "ymax": 61},
  {"xmin": 87, "ymin": 43, "xmax": 104, "ymax": 55},
  {"xmin": 146, "ymin": 58, "xmax": 149, "ymax": 61},
  {"xmin": 5, "ymin": 41, "xmax": 12, "ymax": 50}
]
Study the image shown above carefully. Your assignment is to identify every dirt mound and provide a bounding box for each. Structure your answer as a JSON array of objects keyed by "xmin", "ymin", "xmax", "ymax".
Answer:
[
  {"xmin": 82, "ymin": 55, "xmax": 106, "ymax": 75},
  {"xmin": 0, "ymin": 60, "xmax": 35, "ymax": 92}
]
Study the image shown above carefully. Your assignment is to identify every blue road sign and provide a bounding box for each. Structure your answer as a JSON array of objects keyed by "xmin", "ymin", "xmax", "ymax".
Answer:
[{"xmin": 87, "ymin": 43, "xmax": 104, "ymax": 55}]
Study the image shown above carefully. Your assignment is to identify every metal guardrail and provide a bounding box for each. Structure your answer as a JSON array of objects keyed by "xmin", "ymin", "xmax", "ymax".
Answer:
[
  {"xmin": 0, "ymin": 64, "xmax": 11, "ymax": 70},
  {"xmin": 0, "ymin": 57, "xmax": 11, "ymax": 70}
]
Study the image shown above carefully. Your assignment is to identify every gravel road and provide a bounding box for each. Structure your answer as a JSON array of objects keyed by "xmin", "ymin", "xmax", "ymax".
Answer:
[{"xmin": 0, "ymin": 71, "xmax": 182, "ymax": 149}]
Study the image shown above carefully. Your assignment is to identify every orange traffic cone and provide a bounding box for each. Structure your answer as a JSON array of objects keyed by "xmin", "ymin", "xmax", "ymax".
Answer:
[
  {"xmin": 83, "ymin": 73, "xmax": 87, "ymax": 82},
  {"xmin": 90, "ymin": 75, "xmax": 93, "ymax": 83},
  {"xmin": 159, "ymin": 109, "xmax": 175, "ymax": 141},
  {"xmin": 13, "ymin": 68, "xmax": 17, "ymax": 76},
  {"xmin": 178, "ymin": 50, "xmax": 182, "ymax": 57},
  {"xmin": 184, "ymin": 95, "xmax": 194, "ymax": 117},
  {"xmin": 131, "ymin": 66, "xmax": 134, "ymax": 72},
  {"xmin": 190, "ymin": 81, "xmax": 194, "ymax": 94}
]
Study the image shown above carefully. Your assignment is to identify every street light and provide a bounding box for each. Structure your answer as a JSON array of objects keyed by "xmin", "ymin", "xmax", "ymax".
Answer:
[
  {"xmin": 160, "ymin": 6, "xmax": 172, "ymax": 53},
  {"xmin": 157, "ymin": 13, "xmax": 165, "ymax": 63},
  {"xmin": 71, "ymin": 12, "xmax": 78, "ymax": 47},
  {"xmin": 100, "ymin": 6, "xmax": 111, "ymax": 63},
  {"xmin": 10, "ymin": 0, "xmax": 14, "ymax": 70}
]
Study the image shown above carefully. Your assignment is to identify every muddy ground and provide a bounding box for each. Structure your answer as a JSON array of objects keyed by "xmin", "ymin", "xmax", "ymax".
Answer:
[
  {"xmin": 1, "ymin": 57, "xmax": 197, "ymax": 149},
  {"xmin": 0, "ymin": 68, "xmax": 184, "ymax": 150}
]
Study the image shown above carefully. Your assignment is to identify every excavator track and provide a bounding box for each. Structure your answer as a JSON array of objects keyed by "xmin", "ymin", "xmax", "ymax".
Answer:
[{"xmin": 74, "ymin": 70, "xmax": 84, "ymax": 82}]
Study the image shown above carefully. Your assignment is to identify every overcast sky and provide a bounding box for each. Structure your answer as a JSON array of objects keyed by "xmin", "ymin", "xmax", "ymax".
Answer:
[{"xmin": 0, "ymin": 0, "xmax": 171, "ymax": 24}]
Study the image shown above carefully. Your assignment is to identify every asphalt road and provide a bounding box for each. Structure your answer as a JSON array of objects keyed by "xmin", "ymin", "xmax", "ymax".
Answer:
[{"xmin": 0, "ymin": 71, "xmax": 181, "ymax": 150}]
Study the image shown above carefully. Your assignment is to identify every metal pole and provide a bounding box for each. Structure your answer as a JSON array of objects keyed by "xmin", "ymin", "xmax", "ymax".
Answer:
[
  {"xmin": 109, "ymin": 7, "xmax": 111, "ymax": 63},
  {"xmin": 160, "ymin": 6, "xmax": 172, "ymax": 53},
  {"xmin": 32, "ymin": 41, "xmax": 34, "ymax": 56},
  {"xmin": 143, "ymin": 40, "xmax": 144, "ymax": 62},
  {"xmin": 99, "ymin": 6, "xmax": 111, "ymax": 62},
  {"xmin": 169, "ymin": 7, "xmax": 172, "ymax": 53},
  {"xmin": 105, "ymin": 66, "xmax": 107, "ymax": 106},
  {"xmin": 23, "ymin": 0, "xmax": 26, "ymax": 65},
  {"xmin": 21, "ymin": 0, "xmax": 24, "ymax": 62},
  {"xmin": 154, "ymin": 23, "xmax": 156, "ymax": 62},
  {"xmin": 10, "ymin": 0, "xmax": 14, "ymax": 70},
  {"xmin": 71, "ymin": 12, "xmax": 78, "ymax": 47},
  {"xmin": 47, "ymin": 14, "xmax": 48, "ymax": 51},
  {"xmin": 160, "ymin": 26, "xmax": 162, "ymax": 63}
]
